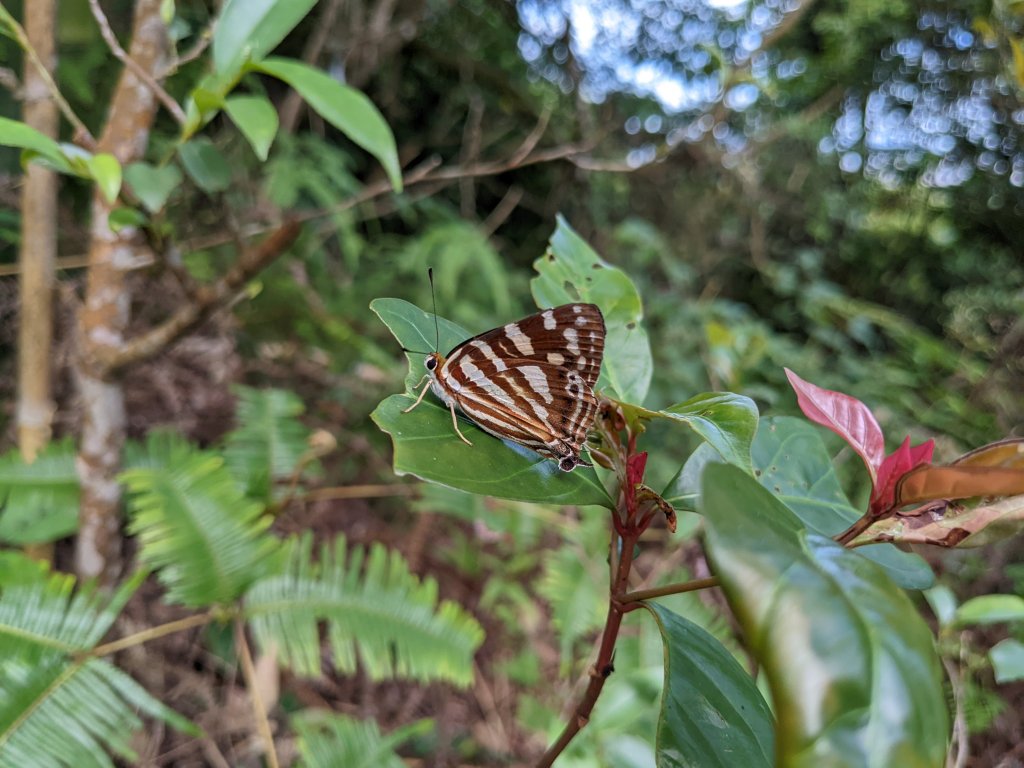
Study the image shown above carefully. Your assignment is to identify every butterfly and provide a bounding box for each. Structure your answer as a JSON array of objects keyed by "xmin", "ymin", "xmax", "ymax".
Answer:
[{"xmin": 403, "ymin": 303, "xmax": 606, "ymax": 471}]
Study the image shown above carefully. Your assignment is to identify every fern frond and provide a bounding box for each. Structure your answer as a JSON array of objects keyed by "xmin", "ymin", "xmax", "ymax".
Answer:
[
  {"xmin": 245, "ymin": 534, "xmax": 484, "ymax": 686},
  {"xmin": 0, "ymin": 570, "xmax": 139, "ymax": 664},
  {"xmin": 124, "ymin": 429, "xmax": 196, "ymax": 471},
  {"xmin": 122, "ymin": 451, "xmax": 279, "ymax": 607},
  {"xmin": 293, "ymin": 710, "xmax": 431, "ymax": 768},
  {"xmin": 537, "ymin": 545, "xmax": 606, "ymax": 670},
  {"xmin": 0, "ymin": 657, "xmax": 196, "ymax": 768},
  {"xmin": 0, "ymin": 440, "xmax": 78, "ymax": 544},
  {"xmin": 0, "ymin": 572, "xmax": 195, "ymax": 767},
  {"xmin": 224, "ymin": 386, "xmax": 315, "ymax": 499}
]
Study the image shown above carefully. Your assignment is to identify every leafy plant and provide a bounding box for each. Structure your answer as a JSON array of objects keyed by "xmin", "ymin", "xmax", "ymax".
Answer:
[{"xmin": 372, "ymin": 218, "xmax": 1024, "ymax": 767}]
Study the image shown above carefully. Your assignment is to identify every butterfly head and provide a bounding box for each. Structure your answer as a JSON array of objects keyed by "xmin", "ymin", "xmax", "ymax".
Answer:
[{"xmin": 424, "ymin": 352, "xmax": 442, "ymax": 374}]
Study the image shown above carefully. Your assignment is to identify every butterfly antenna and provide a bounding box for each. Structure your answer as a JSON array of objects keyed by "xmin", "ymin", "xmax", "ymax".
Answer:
[{"xmin": 428, "ymin": 267, "xmax": 440, "ymax": 353}]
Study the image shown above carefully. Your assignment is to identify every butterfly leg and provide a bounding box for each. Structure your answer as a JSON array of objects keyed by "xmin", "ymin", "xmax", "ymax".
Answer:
[
  {"xmin": 448, "ymin": 402, "xmax": 474, "ymax": 446},
  {"xmin": 402, "ymin": 376, "xmax": 432, "ymax": 413}
]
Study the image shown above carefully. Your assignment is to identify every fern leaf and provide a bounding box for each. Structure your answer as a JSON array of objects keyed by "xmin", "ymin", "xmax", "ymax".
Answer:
[
  {"xmin": 0, "ymin": 570, "xmax": 139, "ymax": 664},
  {"xmin": 0, "ymin": 572, "xmax": 195, "ymax": 767},
  {"xmin": 537, "ymin": 545, "xmax": 606, "ymax": 671},
  {"xmin": 124, "ymin": 429, "xmax": 196, "ymax": 471},
  {"xmin": 245, "ymin": 534, "xmax": 484, "ymax": 686},
  {"xmin": 0, "ymin": 440, "xmax": 78, "ymax": 544},
  {"xmin": 0, "ymin": 658, "xmax": 196, "ymax": 768},
  {"xmin": 293, "ymin": 710, "xmax": 431, "ymax": 768},
  {"xmin": 122, "ymin": 451, "xmax": 279, "ymax": 607},
  {"xmin": 224, "ymin": 386, "xmax": 315, "ymax": 499}
]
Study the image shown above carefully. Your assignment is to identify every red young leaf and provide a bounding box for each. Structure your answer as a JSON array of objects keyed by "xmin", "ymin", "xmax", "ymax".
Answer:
[
  {"xmin": 870, "ymin": 437, "xmax": 935, "ymax": 516},
  {"xmin": 627, "ymin": 451, "xmax": 648, "ymax": 489},
  {"xmin": 785, "ymin": 368, "xmax": 886, "ymax": 482},
  {"xmin": 624, "ymin": 451, "xmax": 648, "ymax": 518}
]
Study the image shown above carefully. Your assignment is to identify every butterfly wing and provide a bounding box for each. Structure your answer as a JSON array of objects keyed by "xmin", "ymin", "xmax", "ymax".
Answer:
[
  {"xmin": 446, "ymin": 303, "xmax": 605, "ymax": 388},
  {"xmin": 437, "ymin": 304, "xmax": 605, "ymax": 467}
]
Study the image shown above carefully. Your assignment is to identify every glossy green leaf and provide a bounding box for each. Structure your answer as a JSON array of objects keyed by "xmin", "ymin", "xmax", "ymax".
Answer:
[
  {"xmin": 752, "ymin": 416, "xmax": 933, "ymax": 589},
  {"xmin": 990, "ymin": 639, "xmax": 1024, "ymax": 684},
  {"xmin": 212, "ymin": 0, "xmax": 318, "ymax": 75},
  {"xmin": 647, "ymin": 392, "xmax": 758, "ymax": 474},
  {"xmin": 178, "ymin": 138, "xmax": 231, "ymax": 193},
  {"xmin": 644, "ymin": 603, "xmax": 773, "ymax": 768},
  {"xmin": 87, "ymin": 153, "xmax": 122, "ymax": 203},
  {"xmin": 372, "ymin": 395, "xmax": 610, "ymax": 506},
  {"xmin": 370, "ymin": 298, "xmax": 611, "ymax": 506},
  {"xmin": 124, "ymin": 162, "xmax": 182, "ymax": 212},
  {"xmin": 369, "ymin": 297, "xmax": 466, "ymax": 391},
  {"xmin": 0, "ymin": 116, "xmax": 72, "ymax": 173},
  {"xmin": 255, "ymin": 58, "xmax": 401, "ymax": 191},
  {"xmin": 224, "ymin": 95, "xmax": 279, "ymax": 160},
  {"xmin": 953, "ymin": 594, "xmax": 1024, "ymax": 627},
  {"xmin": 701, "ymin": 463, "xmax": 948, "ymax": 768},
  {"xmin": 531, "ymin": 216, "xmax": 652, "ymax": 405},
  {"xmin": 661, "ymin": 442, "xmax": 719, "ymax": 514}
]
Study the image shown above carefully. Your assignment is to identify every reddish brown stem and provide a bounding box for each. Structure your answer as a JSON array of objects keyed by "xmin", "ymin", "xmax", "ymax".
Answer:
[{"xmin": 537, "ymin": 524, "xmax": 640, "ymax": 767}]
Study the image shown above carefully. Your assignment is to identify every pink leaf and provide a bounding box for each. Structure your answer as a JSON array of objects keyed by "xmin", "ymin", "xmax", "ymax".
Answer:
[
  {"xmin": 869, "ymin": 437, "xmax": 935, "ymax": 516},
  {"xmin": 785, "ymin": 368, "xmax": 886, "ymax": 483}
]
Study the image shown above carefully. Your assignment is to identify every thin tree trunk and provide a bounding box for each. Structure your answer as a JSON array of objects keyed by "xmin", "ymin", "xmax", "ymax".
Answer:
[
  {"xmin": 18, "ymin": 0, "xmax": 58, "ymax": 561},
  {"xmin": 75, "ymin": 0, "xmax": 167, "ymax": 583}
]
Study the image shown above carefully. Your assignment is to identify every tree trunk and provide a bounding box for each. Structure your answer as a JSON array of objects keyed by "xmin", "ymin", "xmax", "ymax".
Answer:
[
  {"xmin": 18, "ymin": 0, "xmax": 58, "ymax": 561},
  {"xmin": 75, "ymin": 0, "xmax": 167, "ymax": 583}
]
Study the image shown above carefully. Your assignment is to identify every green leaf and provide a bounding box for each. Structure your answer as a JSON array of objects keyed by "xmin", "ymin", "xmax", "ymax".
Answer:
[
  {"xmin": 121, "ymin": 451, "xmax": 279, "ymax": 606},
  {"xmin": 370, "ymin": 298, "xmax": 612, "ymax": 507},
  {"xmin": 87, "ymin": 153, "xmax": 122, "ymax": 204},
  {"xmin": 124, "ymin": 162, "xmax": 182, "ymax": 212},
  {"xmin": 224, "ymin": 386, "xmax": 313, "ymax": 501},
  {"xmin": 372, "ymin": 395, "xmax": 610, "ymax": 506},
  {"xmin": 953, "ymin": 594, "xmax": 1024, "ymax": 627},
  {"xmin": 293, "ymin": 710, "xmax": 432, "ymax": 768},
  {"xmin": 531, "ymin": 216, "xmax": 652, "ymax": 405},
  {"xmin": 0, "ymin": 440, "xmax": 79, "ymax": 545},
  {"xmin": 107, "ymin": 207, "xmax": 148, "ymax": 231},
  {"xmin": 923, "ymin": 585, "xmax": 958, "ymax": 628},
  {"xmin": 244, "ymin": 534, "xmax": 484, "ymax": 685},
  {"xmin": 254, "ymin": 57, "xmax": 401, "ymax": 191},
  {"xmin": 701, "ymin": 463, "xmax": 949, "ymax": 768},
  {"xmin": 212, "ymin": 0, "xmax": 318, "ymax": 75},
  {"xmin": 0, "ymin": 551, "xmax": 48, "ymax": 586},
  {"xmin": 990, "ymin": 639, "xmax": 1024, "ymax": 684},
  {"xmin": 662, "ymin": 441, "xmax": 719, "ymax": 514},
  {"xmin": 178, "ymin": 137, "xmax": 231, "ymax": 193},
  {"xmin": 0, "ymin": 116, "xmax": 72, "ymax": 173},
  {"xmin": 643, "ymin": 603, "xmax": 773, "ymax": 768},
  {"xmin": 752, "ymin": 416, "xmax": 933, "ymax": 590},
  {"xmin": 647, "ymin": 392, "xmax": 758, "ymax": 474},
  {"xmin": 224, "ymin": 95, "xmax": 279, "ymax": 160}
]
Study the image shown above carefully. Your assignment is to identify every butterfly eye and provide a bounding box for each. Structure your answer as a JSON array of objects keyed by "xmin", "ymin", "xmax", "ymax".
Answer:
[{"xmin": 425, "ymin": 356, "xmax": 438, "ymax": 371}]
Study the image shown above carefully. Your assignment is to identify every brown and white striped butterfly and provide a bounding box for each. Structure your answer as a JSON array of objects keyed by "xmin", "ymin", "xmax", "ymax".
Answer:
[{"xmin": 403, "ymin": 303, "xmax": 606, "ymax": 471}]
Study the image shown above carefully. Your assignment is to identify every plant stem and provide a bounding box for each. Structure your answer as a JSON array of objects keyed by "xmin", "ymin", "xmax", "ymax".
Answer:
[
  {"xmin": 620, "ymin": 577, "xmax": 719, "ymax": 605},
  {"xmin": 93, "ymin": 610, "xmax": 218, "ymax": 656},
  {"xmin": 235, "ymin": 618, "xmax": 280, "ymax": 768},
  {"xmin": 537, "ymin": 526, "xmax": 640, "ymax": 767}
]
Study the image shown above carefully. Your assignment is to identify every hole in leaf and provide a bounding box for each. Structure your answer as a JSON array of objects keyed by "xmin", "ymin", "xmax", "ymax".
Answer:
[{"xmin": 626, "ymin": 322, "xmax": 635, "ymax": 329}]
